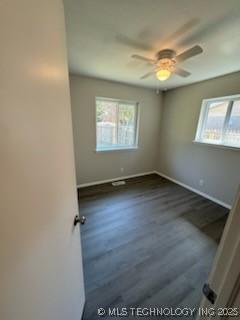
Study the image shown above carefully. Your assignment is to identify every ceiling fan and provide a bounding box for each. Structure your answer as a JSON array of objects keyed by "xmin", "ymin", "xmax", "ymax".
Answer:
[{"xmin": 132, "ymin": 45, "xmax": 203, "ymax": 81}]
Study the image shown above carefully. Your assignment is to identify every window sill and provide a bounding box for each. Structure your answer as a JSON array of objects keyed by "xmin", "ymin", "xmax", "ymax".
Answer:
[
  {"xmin": 193, "ymin": 140, "xmax": 240, "ymax": 151},
  {"xmin": 95, "ymin": 146, "xmax": 139, "ymax": 153}
]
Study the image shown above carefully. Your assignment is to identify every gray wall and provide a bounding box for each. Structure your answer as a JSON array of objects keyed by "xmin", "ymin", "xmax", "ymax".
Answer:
[
  {"xmin": 157, "ymin": 72, "xmax": 240, "ymax": 206},
  {"xmin": 70, "ymin": 75, "xmax": 162, "ymax": 185}
]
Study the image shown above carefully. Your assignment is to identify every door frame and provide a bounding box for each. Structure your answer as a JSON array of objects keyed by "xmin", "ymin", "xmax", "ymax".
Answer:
[{"xmin": 197, "ymin": 188, "xmax": 240, "ymax": 319}]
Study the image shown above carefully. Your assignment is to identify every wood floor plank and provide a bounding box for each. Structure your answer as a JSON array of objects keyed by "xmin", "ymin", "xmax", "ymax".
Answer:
[{"xmin": 78, "ymin": 174, "xmax": 228, "ymax": 319}]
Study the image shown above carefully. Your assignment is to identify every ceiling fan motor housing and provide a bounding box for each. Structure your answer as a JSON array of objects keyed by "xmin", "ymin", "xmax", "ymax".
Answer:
[
  {"xmin": 156, "ymin": 49, "xmax": 176, "ymax": 60},
  {"xmin": 156, "ymin": 49, "xmax": 176, "ymax": 72}
]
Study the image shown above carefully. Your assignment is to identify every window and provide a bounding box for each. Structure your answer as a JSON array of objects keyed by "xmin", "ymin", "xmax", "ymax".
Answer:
[
  {"xmin": 96, "ymin": 97, "xmax": 139, "ymax": 151},
  {"xmin": 195, "ymin": 95, "xmax": 240, "ymax": 149}
]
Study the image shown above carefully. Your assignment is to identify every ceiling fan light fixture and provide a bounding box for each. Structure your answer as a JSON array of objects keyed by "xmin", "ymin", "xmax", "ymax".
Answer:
[
  {"xmin": 156, "ymin": 69, "xmax": 171, "ymax": 81},
  {"xmin": 133, "ymin": 45, "xmax": 202, "ymax": 80}
]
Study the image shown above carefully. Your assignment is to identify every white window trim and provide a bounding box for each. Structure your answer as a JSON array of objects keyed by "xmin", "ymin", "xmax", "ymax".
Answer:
[
  {"xmin": 194, "ymin": 94, "xmax": 240, "ymax": 150},
  {"xmin": 95, "ymin": 97, "xmax": 140, "ymax": 152},
  {"xmin": 193, "ymin": 140, "xmax": 240, "ymax": 151}
]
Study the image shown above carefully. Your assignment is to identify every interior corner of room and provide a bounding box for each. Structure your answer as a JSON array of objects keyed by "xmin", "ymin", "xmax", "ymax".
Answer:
[{"xmin": 70, "ymin": 71, "xmax": 240, "ymax": 208}]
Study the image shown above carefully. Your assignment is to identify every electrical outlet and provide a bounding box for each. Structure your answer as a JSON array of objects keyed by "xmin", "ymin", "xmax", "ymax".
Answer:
[
  {"xmin": 199, "ymin": 179, "xmax": 204, "ymax": 187},
  {"xmin": 120, "ymin": 168, "xmax": 124, "ymax": 173}
]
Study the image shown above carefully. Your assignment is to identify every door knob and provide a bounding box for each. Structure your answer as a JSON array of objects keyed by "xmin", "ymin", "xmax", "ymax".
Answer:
[{"xmin": 74, "ymin": 215, "xmax": 86, "ymax": 226}]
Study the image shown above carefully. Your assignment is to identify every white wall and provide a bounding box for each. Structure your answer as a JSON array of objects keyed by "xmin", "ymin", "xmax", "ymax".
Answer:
[
  {"xmin": 157, "ymin": 71, "xmax": 240, "ymax": 206},
  {"xmin": 0, "ymin": 1, "xmax": 85, "ymax": 319},
  {"xmin": 70, "ymin": 75, "xmax": 162, "ymax": 185}
]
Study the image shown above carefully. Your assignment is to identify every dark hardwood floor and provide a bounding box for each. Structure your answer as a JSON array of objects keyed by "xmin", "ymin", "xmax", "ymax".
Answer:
[{"xmin": 78, "ymin": 174, "xmax": 228, "ymax": 319}]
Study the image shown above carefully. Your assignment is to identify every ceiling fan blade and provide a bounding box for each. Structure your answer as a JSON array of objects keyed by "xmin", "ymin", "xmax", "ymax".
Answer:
[
  {"xmin": 178, "ymin": 10, "xmax": 239, "ymax": 47},
  {"xmin": 173, "ymin": 67, "xmax": 191, "ymax": 77},
  {"xmin": 116, "ymin": 34, "xmax": 153, "ymax": 51},
  {"xmin": 175, "ymin": 45, "xmax": 203, "ymax": 62},
  {"xmin": 132, "ymin": 54, "xmax": 156, "ymax": 64},
  {"xmin": 140, "ymin": 71, "xmax": 155, "ymax": 79},
  {"xmin": 160, "ymin": 18, "xmax": 199, "ymax": 47}
]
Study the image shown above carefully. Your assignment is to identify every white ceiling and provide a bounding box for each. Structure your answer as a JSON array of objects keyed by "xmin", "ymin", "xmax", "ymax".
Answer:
[{"xmin": 63, "ymin": 0, "xmax": 240, "ymax": 89}]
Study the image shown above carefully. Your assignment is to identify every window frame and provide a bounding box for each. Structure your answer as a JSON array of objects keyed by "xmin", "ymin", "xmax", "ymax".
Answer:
[
  {"xmin": 95, "ymin": 96, "xmax": 140, "ymax": 152},
  {"xmin": 194, "ymin": 94, "xmax": 240, "ymax": 150}
]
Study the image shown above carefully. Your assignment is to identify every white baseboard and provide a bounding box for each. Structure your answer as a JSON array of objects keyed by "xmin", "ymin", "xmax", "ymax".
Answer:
[
  {"xmin": 77, "ymin": 170, "xmax": 232, "ymax": 209},
  {"xmin": 77, "ymin": 171, "xmax": 155, "ymax": 188},
  {"xmin": 154, "ymin": 171, "xmax": 232, "ymax": 209}
]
